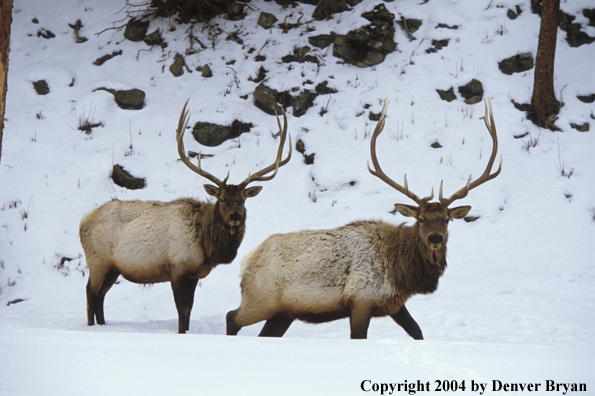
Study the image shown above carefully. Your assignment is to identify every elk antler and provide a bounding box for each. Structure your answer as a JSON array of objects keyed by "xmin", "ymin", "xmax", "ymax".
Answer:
[
  {"xmin": 439, "ymin": 98, "xmax": 502, "ymax": 207},
  {"xmin": 238, "ymin": 107, "xmax": 292, "ymax": 188},
  {"xmin": 368, "ymin": 99, "xmax": 435, "ymax": 206},
  {"xmin": 176, "ymin": 99, "xmax": 229, "ymax": 186}
]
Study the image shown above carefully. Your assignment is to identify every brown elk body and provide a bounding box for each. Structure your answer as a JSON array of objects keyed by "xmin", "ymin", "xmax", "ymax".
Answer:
[
  {"xmin": 80, "ymin": 100, "xmax": 291, "ymax": 333},
  {"xmin": 226, "ymin": 99, "xmax": 501, "ymax": 339}
]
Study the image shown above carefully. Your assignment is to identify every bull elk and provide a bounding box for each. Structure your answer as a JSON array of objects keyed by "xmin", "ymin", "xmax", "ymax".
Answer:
[
  {"xmin": 226, "ymin": 99, "xmax": 501, "ymax": 339},
  {"xmin": 80, "ymin": 99, "xmax": 292, "ymax": 333}
]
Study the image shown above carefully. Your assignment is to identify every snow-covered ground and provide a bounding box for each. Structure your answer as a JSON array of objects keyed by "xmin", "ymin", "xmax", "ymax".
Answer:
[{"xmin": 1, "ymin": 0, "xmax": 594, "ymax": 394}]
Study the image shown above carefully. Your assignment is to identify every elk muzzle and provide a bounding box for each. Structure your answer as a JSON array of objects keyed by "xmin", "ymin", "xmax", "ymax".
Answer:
[
  {"xmin": 428, "ymin": 233, "xmax": 443, "ymax": 249},
  {"xmin": 229, "ymin": 212, "xmax": 243, "ymax": 227}
]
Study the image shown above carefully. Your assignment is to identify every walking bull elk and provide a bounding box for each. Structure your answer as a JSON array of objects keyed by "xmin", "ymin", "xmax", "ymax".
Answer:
[
  {"xmin": 226, "ymin": 99, "xmax": 501, "ymax": 339},
  {"xmin": 80, "ymin": 100, "xmax": 292, "ymax": 333}
]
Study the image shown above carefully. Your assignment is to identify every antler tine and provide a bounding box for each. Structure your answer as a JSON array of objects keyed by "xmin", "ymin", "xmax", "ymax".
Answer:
[
  {"xmin": 239, "ymin": 107, "xmax": 292, "ymax": 187},
  {"xmin": 367, "ymin": 99, "xmax": 434, "ymax": 206},
  {"xmin": 176, "ymin": 99, "xmax": 228, "ymax": 186},
  {"xmin": 439, "ymin": 98, "xmax": 503, "ymax": 207}
]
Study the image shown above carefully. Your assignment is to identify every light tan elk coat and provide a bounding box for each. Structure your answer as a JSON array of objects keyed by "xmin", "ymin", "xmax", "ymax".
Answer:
[
  {"xmin": 80, "ymin": 100, "xmax": 291, "ymax": 333},
  {"xmin": 227, "ymin": 99, "xmax": 501, "ymax": 339}
]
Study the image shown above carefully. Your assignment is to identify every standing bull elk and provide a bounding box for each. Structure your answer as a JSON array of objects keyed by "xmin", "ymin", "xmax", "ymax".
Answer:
[
  {"xmin": 80, "ymin": 100, "xmax": 291, "ymax": 333},
  {"xmin": 227, "ymin": 99, "xmax": 501, "ymax": 339}
]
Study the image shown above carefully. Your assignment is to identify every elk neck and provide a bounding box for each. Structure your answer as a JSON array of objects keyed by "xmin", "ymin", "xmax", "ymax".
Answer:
[
  {"xmin": 411, "ymin": 221, "xmax": 448, "ymax": 267},
  {"xmin": 189, "ymin": 200, "xmax": 245, "ymax": 266},
  {"xmin": 390, "ymin": 222, "xmax": 447, "ymax": 296}
]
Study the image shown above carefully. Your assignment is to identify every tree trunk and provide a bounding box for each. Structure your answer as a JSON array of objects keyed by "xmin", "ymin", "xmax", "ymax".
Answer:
[
  {"xmin": 531, "ymin": 0, "xmax": 561, "ymax": 128},
  {"xmin": 0, "ymin": 0, "xmax": 14, "ymax": 164}
]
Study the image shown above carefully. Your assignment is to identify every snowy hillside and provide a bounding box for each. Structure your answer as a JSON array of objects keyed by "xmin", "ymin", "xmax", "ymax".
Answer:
[{"xmin": 1, "ymin": 0, "xmax": 594, "ymax": 394}]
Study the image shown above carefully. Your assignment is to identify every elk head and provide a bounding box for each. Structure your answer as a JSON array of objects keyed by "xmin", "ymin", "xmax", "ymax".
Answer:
[
  {"xmin": 176, "ymin": 99, "xmax": 292, "ymax": 228},
  {"xmin": 368, "ymin": 99, "xmax": 502, "ymax": 254}
]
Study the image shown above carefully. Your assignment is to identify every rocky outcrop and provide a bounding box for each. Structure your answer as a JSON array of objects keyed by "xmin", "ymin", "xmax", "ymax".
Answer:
[{"xmin": 332, "ymin": 4, "xmax": 397, "ymax": 68}]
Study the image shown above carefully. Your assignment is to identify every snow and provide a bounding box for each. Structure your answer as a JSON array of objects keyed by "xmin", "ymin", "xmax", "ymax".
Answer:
[{"xmin": 1, "ymin": 0, "xmax": 594, "ymax": 394}]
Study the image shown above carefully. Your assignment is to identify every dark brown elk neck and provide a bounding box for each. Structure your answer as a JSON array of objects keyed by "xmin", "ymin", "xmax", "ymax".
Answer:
[
  {"xmin": 389, "ymin": 223, "xmax": 447, "ymax": 297},
  {"xmin": 189, "ymin": 200, "xmax": 245, "ymax": 266}
]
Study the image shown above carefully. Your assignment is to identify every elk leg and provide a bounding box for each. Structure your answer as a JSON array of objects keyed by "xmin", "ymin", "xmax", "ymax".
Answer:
[
  {"xmin": 349, "ymin": 303, "xmax": 372, "ymax": 340},
  {"xmin": 184, "ymin": 278, "xmax": 199, "ymax": 332},
  {"xmin": 258, "ymin": 312, "xmax": 294, "ymax": 337},
  {"xmin": 95, "ymin": 267, "xmax": 120, "ymax": 326},
  {"xmin": 86, "ymin": 264, "xmax": 113, "ymax": 326},
  {"xmin": 86, "ymin": 280, "xmax": 98, "ymax": 326},
  {"xmin": 226, "ymin": 309, "xmax": 242, "ymax": 336},
  {"xmin": 171, "ymin": 275, "xmax": 192, "ymax": 334},
  {"xmin": 391, "ymin": 305, "xmax": 424, "ymax": 340}
]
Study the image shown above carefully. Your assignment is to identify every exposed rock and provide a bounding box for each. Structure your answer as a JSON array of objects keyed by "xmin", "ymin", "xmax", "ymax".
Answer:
[
  {"xmin": 253, "ymin": 83, "xmax": 320, "ymax": 117},
  {"xmin": 296, "ymin": 139, "xmax": 306, "ymax": 154},
  {"xmin": 437, "ymin": 87, "xmax": 457, "ymax": 102},
  {"xmin": 37, "ymin": 28, "xmax": 55, "ymax": 39},
  {"xmin": 93, "ymin": 50, "xmax": 123, "ymax": 66},
  {"xmin": 170, "ymin": 53, "xmax": 186, "ymax": 77},
  {"xmin": 333, "ymin": 14, "xmax": 396, "ymax": 68},
  {"xmin": 570, "ymin": 122, "xmax": 590, "ymax": 132},
  {"xmin": 192, "ymin": 123, "xmax": 232, "ymax": 147},
  {"xmin": 369, "ymin": 110, "xmax": 383, "ymax": 121},
  {"xmin": 114, "ymin": 89, "xmax": 145, "ymax": 110},
  {"xmin": 254, "ymin": 84, "xmax": 283, "ymax": 115},
  {"xmin": 313, "ymin": 0, "xmax": 359, "ymax": 21},
  {"xmin": 315, "ymin": 81, "xmax": 338, "ymax": 95},
  {"xmin": 577, "ymin": 94, "xmax": 595, "ymax": 103},
  {"xmin": 308, "ymin": 33, "xmax": 336, "ymax": 49},
  {"xmin": 361, "ymin": 3, "xmax": 394, "ymax": 24},
  {"xmin": 112, "ymin": 165, "xmax": 146, "ymax": 190},
  {"xmin": 396, "ymin": 17, "xmax": 422, "ymax": 40},
  {"xmin": 248, "ymin": 66, "xmax": 267, "ymax": 83},
  {"xmin": 426, "ymin": 39, "xmax": 449, "ymax": 53},
  {"xmin": 498, "ymin": 52, "xmax": 534, "ymax": 75},
  {"xmin": 200, "ymin": 64, "xmax": 213, "ymax": 78},
  {"xmin": 584, "ymin": 9, "xmax": 595, "ymax": 27},
  {"xmin": 192, "ymin": 120, "xmax": 253, "ymax": 147},
  {"xmin": 144, "ymin": 29, "xmax": 164, "ymax": 46},
  {"xmin": 258, "ymin": 12, "xmax": 278, "ymax": 29},
  {"xmin": 124, "ymin": 18, "xmax": 149, "ymax": 42},
  {"xmin": 95, "ymin": 88, "xmax": 145, "ymax": 110},
  {"xmin": 282, "ymin": 46, "xmax": 318, "ymax": 64},
  {"xmin": 458, "ymin": 79, "xmax": 483, "ymax": 104},
  {"xmin": 463, "ymin": 96, "xmax": 483, "ymax": 105},
  {"xmin": 436, "ymin": 23, "xmax": 459, "ymax": 29},
  {"xmin": 295, "ymin": 139, "xmax": 314, "ymax": 165},
  {"xmin": 226, "ymin": 1, "xmax": 246, "ymax": 20},
  {"xmin": 431, "ymin": 141, "xmax": 442, "ymax": 149},
  {"xmin": 559, "ymin": 10, "xmax": 595, "ymax": 47},
  {"xmin": 292, "ymin": 90, "xmax": 316, "ymax": 117},
  {"xmin": 507, "ymin": 5, "xmax": 523, "ymax": 20},
  {"xmin": 147, "ymin": 0, "xmax": 245, "ymax": 23},
  {"xmin": 33, "ymin": 80, "xmax": 49, "ymax": 95},
  {"xmin": 304, "ymin": 152, "xmax": 315, "ymax": 165}
]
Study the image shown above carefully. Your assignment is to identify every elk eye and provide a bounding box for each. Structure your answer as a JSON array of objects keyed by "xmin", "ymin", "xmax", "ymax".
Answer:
[{"xmin": 418, "ymin": 217, "xmax": 425, "ymax": 224}]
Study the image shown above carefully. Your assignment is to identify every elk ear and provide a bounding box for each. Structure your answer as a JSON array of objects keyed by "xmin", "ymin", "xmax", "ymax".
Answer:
[
  {"xmin": 449, "ymin": 205, "xmax": 472, "ymax": 219},
  {"xmin": 204, "ymin": 184, "xmax": 220, "ymax": 198},
  {"xmin": 394, "ymin": 204, "xmax": 418, "ymax": 218},
  {"xmin": 244, "ymin": 186, "xmax": 263, "ymax": 199}
]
